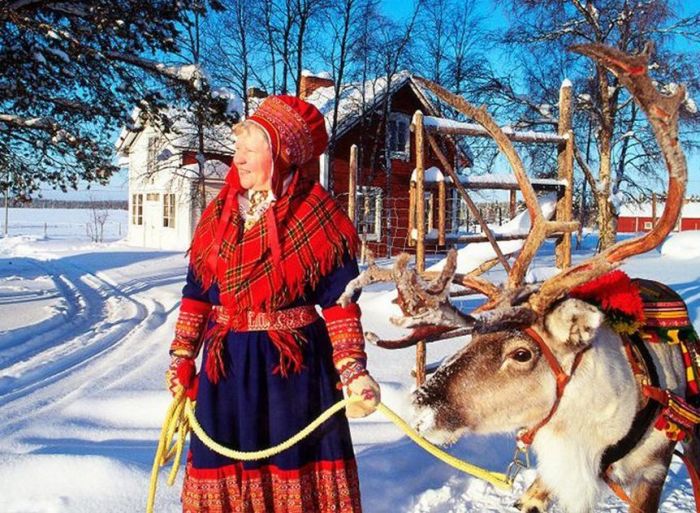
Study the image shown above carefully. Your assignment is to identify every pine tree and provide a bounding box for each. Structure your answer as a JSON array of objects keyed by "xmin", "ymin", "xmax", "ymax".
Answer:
[{"xmin": 0, "ymin": 0, "xmax": 225, "ymax": 200}]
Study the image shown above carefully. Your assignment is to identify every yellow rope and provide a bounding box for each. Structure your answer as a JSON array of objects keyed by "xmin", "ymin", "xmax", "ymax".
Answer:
[
  {"xmin": 375, "ymin": 403, "xmax": 510, "ymax": 490},
  {"xmin": 185, "ymin": 396, "xmax": 355, "ymax": 460},
  {"xmin": 147, "ymin": 394, "xmax": 511, "ymax": 513}
]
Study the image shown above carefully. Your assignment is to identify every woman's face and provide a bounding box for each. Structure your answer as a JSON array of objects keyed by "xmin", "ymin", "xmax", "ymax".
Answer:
[{"xmin": 233, "ymin": 126, "xmax": 273, "ymax": 191}]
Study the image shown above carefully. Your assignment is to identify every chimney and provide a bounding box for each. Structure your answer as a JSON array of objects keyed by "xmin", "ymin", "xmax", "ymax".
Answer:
[
  {"xmin": 299, "ymin": 70, "xmax": 333, "ymax": 100},
  {"xmin": 247, "ymin": 87, "xmax": 268, "ymax": 100}
]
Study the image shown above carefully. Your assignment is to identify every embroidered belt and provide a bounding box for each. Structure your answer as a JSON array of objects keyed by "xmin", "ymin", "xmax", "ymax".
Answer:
[{"xmin": 211, "ymin": 305, "xmax": 319, "ymax": 332}]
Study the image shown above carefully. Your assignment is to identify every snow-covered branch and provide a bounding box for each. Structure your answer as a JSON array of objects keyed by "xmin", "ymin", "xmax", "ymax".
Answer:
[
  {"xmin": 103, "ymin": 51, "xmax": 204, "ymax": 86},
  {"xmin": 0, "ymin": 114, "xmax": 57, "ymax": 130}
]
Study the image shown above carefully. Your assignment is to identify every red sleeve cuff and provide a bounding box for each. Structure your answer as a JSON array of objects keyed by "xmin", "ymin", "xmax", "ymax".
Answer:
[
  {"xmin": 181, "ymin": 297, "xmax": 212, "ymax": 315},
  {"xmin": 322, "ymin": 302, "xmax": 361, "ymax": 322}
]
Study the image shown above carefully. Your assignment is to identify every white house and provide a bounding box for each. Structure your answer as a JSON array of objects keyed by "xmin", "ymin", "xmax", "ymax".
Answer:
[{"xmin": 116, "ymin": 105, "xmax": 238, "ymax": 251}]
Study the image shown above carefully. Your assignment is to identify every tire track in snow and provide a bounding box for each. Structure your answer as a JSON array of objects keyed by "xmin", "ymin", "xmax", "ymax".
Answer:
[
  {"xmin": 0, "ymin": 259, "xmax": 84, "ymax": 366},
  {"xmin": 0, "ymin": 257, "xmax": 159, "ymax": 432}
]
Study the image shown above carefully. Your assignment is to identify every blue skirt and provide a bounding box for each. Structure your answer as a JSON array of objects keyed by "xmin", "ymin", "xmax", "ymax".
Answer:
[{"xmin": 181, "ymin": 316, "xmax": 362, "ymax": 513}]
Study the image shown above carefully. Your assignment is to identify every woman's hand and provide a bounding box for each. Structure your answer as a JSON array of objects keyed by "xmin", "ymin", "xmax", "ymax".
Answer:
[
  {"xmin": 337, "ymin": 359, "xmax": 381, "ymax": 418},
  {"xmin": 166, "ymin": 353, "xmax": 198, "ymax": 400}
]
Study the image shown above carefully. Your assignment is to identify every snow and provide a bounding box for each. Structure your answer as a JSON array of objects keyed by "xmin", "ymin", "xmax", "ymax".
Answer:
[
  {"xmin": 302, "ymin": 69, "xmax": 332, "ymax": 80},
  {"xmin": 212, "ymin": 87, "xmax": 243, "ymax": 118},
  {"xmin": 32, "ymin": 51, "xmax": 47, "ymax": 65},
  {"xmin": 410, "ymin": 228, "xmax": 439, "ymax": 240},
  {"xmin": 180, "ymin": 159, "xmax": 230, "ymax": 179},
  {"xmin": 0, "ymin": 209, "xmax": 696, "ymax": 513},
  {"xmin": 459, "ymin": 174, "xmax": 566, "ymax": 188},
  {"xmin": 428, "ymin": 193, "xmax": 558, "ymax": 274},
  {"xmin": 421, "ymin": 116, "xmax": 567, "ymax": 144},
  {"xmin": 410, "ymin": 166, "xmax": 445, "ymax": 183},
  {"xmin": 44, "ymin": 47, "xmax": 70, "ymax": 64},
  {"xmin": 304, "ymin": 70, "xmax": 416, "ymax": 139},
  {"xmin": 661, "ymin": 231, "xmax": 700, "ymax": 259},
  {"xmin": 619, "ymin": 200, "xmax": 700, "ymax": 218},
  {"xmin": 561, "ymin": 78, "xmax": 572, "ymax": 88}
]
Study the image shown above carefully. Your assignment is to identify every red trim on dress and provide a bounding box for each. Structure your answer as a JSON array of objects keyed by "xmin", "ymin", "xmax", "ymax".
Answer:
[{"xmin": 182, "ymin": 458, "xmax": 362, "ymax": 513}]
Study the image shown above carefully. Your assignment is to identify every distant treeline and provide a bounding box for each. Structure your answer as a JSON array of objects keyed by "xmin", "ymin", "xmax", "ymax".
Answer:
[{"xmin": 7, "ymin": 199, "xmax": 128, "ymax": 210}]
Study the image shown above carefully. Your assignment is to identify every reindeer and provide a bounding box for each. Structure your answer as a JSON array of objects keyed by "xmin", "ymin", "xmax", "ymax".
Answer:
[{"xmin": 340, "ymin": 44, "xmax": 700, "ymax": 513}]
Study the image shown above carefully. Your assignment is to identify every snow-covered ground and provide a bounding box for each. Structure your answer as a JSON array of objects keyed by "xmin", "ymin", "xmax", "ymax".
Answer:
[{"xmin": 0, "ymin": 209, "xmax": 697, "ymax": 513}]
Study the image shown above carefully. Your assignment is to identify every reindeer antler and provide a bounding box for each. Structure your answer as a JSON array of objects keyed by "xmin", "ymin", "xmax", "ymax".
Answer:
[
  {"xmin": 339, "ymin": 250, "xmax": 479, "ymax": 347},
  {"xmin": 527, "ymin": 42, "xmax": 687, "ymax": 313},
  {"xmin": 412, "ymin": 76, "xmax": 579, "ymax": 293},
  {"xmin": 345, "ymin": 43, "xmax": 687, "ymax": 346}
]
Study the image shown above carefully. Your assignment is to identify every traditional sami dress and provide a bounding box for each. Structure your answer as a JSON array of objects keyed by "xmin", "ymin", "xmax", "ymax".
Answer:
[{"xmin": 171, "ymin": 174, "xmax": 365, "ymax": 513}]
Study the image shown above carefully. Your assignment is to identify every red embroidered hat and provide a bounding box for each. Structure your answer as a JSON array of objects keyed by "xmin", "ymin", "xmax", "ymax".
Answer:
[{"xmin": 248, "ymin": 95, "xmax": 328, "ymax": 167}]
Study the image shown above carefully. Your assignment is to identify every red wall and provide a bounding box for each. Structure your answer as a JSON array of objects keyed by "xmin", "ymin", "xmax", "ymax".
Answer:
[
  {"xmin": 328, "ymin": 82, "xmax": 455, "ymax": 256},
  {"xmin": 618, "ymin": 216, "xmax": 700, "ymax": 232}
]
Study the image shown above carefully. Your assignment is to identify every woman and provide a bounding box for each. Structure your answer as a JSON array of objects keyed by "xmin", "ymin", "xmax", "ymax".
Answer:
[{"xmin": 166, "ymin": 95, "xmax": 380, "ymax": 513}]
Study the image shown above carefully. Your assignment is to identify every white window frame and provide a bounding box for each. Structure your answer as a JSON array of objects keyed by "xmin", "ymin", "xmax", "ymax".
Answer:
[
  {"xmin": 643, "ymin": 220, "xmax": 653, "ymax": 230},
  {"xmin": 388, "ymin": 112, "xmax": 411, "ymax": 160},
  {"xmin": 146, "ymin": 136, "xmax": 159, "ymax": 176},
  {"xmin": 163, "ymin": 193, "xmax": 176, "ymax": 228},
  {"xmin": 452, "ymin": 195, "xmax": 470, "ymax": 232},
  {"xmin": 131, "ymin": 193, "xmax": 143, "ymax": 226},
  {"xmin": 424, "ymin": 191, "xmax": 434, "ymax": 232},
  {"xmin": 356, "ymin": 186, "xmax": 382, "ymax": 241}
]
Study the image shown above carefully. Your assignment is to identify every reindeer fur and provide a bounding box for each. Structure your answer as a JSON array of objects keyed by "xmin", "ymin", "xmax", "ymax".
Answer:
[{"xmin": 411, "ymin": 299, "xmax": 691, "ymax": 513}]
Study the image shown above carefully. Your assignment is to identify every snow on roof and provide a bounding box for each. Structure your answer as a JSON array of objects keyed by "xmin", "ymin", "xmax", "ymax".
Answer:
[
  {"xmin": 429, "ymin": 192, "xmax": 559, "ymax": 274},
  {"xmin": 303, "ymin": 71, "xmax": 437, "ymax": 140},
  {"xmin": 410, "ymin": 166, "xmax": 444, "ymax": 183},
  {"xmin": 180, "ymin": 159, "xmax": 230, "ymax": 180},
  {"xmin": 619, "ymin": 201, "xmax": 700, "ymax": 218},
  {"xmin": 116, "ymin": 107, "xmax": 236, "ymax": 157},
  {"xmin": 302, "ymin": 69, "xmax": 332, "ymax": 80},
  {"xmin": 116, "ymin": 91, "xmax": 242, "ymax": 156}
]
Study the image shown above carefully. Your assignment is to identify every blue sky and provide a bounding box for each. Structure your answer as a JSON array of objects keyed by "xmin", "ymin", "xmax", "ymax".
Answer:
[{"xmin": 40, "ymin": 0, "xmax": 699, "ymax": 201}]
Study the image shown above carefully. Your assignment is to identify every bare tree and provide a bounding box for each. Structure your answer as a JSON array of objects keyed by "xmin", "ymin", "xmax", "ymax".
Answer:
[
  {"xmin": 486, "ymin": 0, "xmax": 700, "ymax": 249},
  {"xmin": 203, "ymin": 0, "xmax": 258, "ymax": 114},
  {"xmin": 86, "ymin": 195, "xmax": 110, "ymax": 243}
]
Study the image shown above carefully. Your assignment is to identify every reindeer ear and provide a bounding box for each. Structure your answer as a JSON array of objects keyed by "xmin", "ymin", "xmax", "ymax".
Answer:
[{"xmin": 544, "ymin": 299, "xmax": 604, "ymax": 348}]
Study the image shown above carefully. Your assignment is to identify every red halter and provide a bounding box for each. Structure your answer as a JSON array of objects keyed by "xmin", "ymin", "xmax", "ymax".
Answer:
[{"xmin": 517, "ymin": 327, "xmax": 591, "ymax": 446}]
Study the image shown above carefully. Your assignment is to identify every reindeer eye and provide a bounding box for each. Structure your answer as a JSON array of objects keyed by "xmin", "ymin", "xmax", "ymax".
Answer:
[{"xmin": 510, "ymin": 348, "xmax": 532, "ymax": 363}]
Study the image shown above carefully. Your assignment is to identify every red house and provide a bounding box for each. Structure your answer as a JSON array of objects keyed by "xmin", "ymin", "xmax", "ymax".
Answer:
[
  {"xmin": 618, "ymin": 200, "xmax": 700, "ymax": 232},
  {"xmin": 300, "ymin": 71, "xmax": 466, "ymax": 256}
]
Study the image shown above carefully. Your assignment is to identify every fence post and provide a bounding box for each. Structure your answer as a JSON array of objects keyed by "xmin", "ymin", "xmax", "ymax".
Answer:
[
  {"xmin": 348, "ymin": 144, "xmax": 358, "ymax": 225},
  {"xmin": 555, "ymin": 79, "xmax": 574, "ymax": 269},
  {"xmin": 413, "ymin": 110, "xmax": 427, "ymax": 386}
]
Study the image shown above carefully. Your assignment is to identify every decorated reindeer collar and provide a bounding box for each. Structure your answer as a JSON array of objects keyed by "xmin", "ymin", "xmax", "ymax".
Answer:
[{"xmin": 569, "ymin": 270, "xmax": 645, "ymax": 335}]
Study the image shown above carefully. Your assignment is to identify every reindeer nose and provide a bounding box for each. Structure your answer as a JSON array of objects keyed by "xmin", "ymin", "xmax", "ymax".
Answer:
[{"xmin": 409, "ymin": 400, "xmax": 437, "ymax": 435}]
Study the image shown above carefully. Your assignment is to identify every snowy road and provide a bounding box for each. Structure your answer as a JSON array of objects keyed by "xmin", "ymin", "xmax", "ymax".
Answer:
[{"xmin": 0, "ymin": 229, "xmax": 696, "ymax": 513}]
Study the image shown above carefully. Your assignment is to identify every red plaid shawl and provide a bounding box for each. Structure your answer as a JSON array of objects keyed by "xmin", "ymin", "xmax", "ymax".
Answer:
[{"xmin": 188, "ymin": 170, "xmax": 359, "ymax": 380}]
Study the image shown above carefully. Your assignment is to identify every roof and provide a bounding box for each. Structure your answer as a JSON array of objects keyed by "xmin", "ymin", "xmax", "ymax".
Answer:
[
  {"xmin": 303, "ymin": 71, "xmax": 442, "ymax": 141},
  {"xmin": 115, "ymin": 87, "xmax": 241, "ymax": 156},
  {"xmin": 619, "ymin": 201, "xmax": 700, "ymax": 218}
]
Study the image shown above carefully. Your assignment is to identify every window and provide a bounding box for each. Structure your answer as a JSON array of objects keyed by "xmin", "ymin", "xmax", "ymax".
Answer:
[
  {"xmin": 356, "ymin": 186, "xmax": 382, "ymax": 241},
  {"xmin": 131, "ymin": 194, "xmax": 143, "ymax": 226},
  {"xmin": 146, "ymin": 192, "xmax": 160, "ymax": 201},
  {"xmin": 644, "ymin": 221, "xmax": 653, "ymax": 230},
  {"xmin": 388, "ymin": 112, "xmax": 410, "ymax": 158},
  {"xmin": 454, "ymin": 194, "xmax": 470, "ymax": 231},
  {"xmin": 163, "ymin": 193, "xmax": 176, "ymax": 228},
  {"xmin": 146, "ymin": 136, "xmax": 159, "ymax": 175},
  {"xmin": 424, "ymin": 192, "xmax": 434, "ymax": 232}
]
